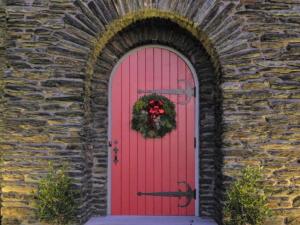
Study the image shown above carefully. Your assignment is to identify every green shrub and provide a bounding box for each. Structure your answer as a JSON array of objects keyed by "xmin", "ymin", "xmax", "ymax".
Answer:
[
  {"xmin": 224, "ymin": 166, "xmax": 272, "ymax": 225},
  {"xmin": 35, "ymin": 163, "xmax": 78, "ymax": 225}
]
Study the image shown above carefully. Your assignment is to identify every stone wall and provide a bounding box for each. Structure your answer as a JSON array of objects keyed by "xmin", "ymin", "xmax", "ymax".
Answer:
[
  {"xmin": 0, "ymin": 0, "xmax": 300, "ymax": 225},
  {"xmin": 221, "ymin": 1, "xmax": 300, "ymax": 225},
  {"xmin": 0, "ymin": 0, "xmax": 6, "ymax": 223},
  {"xmin": 1, "ymin": 0, "xmax": 87, "ymax": 224}
]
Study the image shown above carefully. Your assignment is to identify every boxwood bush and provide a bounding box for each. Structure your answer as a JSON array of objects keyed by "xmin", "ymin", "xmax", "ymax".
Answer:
[
  {"xmin": 224, "ymin": 166, "xmax": 272, "ymax": 225},
  {"xmin": 35, "ymin": 163, "xmax": 78, "ymax": 225}
]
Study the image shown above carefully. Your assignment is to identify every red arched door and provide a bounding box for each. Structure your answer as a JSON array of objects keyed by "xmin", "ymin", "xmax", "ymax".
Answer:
[{"xmin": 111, "ymin": 47, "xmax": 196, "ymax": 216}]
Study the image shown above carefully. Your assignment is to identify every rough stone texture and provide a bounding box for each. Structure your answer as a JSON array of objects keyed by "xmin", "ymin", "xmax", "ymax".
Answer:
[
  {"xmin": 0, "ymin": 0, "xmax": 6, "ymax": 223},
  {"xmin": 0, "ymin": 0, "xmax": 300, "ymax": 225}
]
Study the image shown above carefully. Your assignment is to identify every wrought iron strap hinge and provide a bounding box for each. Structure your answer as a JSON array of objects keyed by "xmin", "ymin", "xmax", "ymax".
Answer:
[
  {"xmin": 137, "ymin": 79, "xmax": 195, "ymax": 105},
  {"xmin": 137, "ymin": 181, "xmax": 195, "ymax": 208}
]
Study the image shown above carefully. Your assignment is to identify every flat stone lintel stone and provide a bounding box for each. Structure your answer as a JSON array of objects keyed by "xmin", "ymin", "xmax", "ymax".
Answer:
[{"xmin": 85, "ymin": 216, "xmax": 218, "ymax": 225}]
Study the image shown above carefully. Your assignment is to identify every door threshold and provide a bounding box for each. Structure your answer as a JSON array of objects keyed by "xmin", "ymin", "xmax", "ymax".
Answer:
[{"xmin": 85, "ymin": 216, "xmax": 217, "ymax": 225}]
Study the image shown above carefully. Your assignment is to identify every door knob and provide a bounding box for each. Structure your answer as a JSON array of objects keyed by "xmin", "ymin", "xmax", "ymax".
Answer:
[{"xmin": 113, "ymin": 147, "xmax": 119, "ymax": 154}]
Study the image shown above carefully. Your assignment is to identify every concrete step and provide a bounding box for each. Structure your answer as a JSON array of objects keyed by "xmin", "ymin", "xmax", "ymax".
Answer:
[{"xmin": 85, "ymin": 216, "xmax": 217, "ymax": 225}]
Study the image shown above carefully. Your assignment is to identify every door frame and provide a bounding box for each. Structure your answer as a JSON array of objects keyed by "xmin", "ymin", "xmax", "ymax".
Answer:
[{"xmin": 107, "ymin": 45, "xmax": 200, "ymax": 216}]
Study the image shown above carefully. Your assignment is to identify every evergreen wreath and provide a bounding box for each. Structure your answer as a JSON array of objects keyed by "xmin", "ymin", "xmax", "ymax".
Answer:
[{"xmin": 132, "ymin": 94, "xmax": 176, "ymax": 138}]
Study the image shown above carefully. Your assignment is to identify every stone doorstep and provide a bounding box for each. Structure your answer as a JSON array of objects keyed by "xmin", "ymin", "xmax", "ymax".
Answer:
[{"xmin": 85, "ymin": 216, "xmax": 218, "ymax": 225}]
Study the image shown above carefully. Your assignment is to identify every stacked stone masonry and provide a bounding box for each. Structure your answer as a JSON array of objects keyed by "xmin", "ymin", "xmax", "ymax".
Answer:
[{"xmin": 0, "ymin": 0, "xmax": 300, "ymax": 225}]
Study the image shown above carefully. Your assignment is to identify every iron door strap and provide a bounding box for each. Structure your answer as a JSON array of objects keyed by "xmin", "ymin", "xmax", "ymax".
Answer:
[
  {"xmin": 137, "ymin": 181, "xmax": 195, "ymax": 208},
  {"xmin": 137, "ymin": 79, "xmax": 195, "ymax": 105}
]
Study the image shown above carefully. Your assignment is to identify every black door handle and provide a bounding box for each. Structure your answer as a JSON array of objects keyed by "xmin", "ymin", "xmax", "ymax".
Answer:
[{"xmin": 113, "ymin": 146, "xmax": 119, "ymax": 164}]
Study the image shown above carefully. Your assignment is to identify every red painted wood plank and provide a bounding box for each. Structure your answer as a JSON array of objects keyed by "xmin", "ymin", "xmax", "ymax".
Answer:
[
  {"xmin": 161, "ymin": 49, "xmax": 171, "ymax": 215},
  {"xmin": 153, "ymin": 48, "xmax": 162, "ymax": 215},
  {"xmin": 145, "ymin": 48, "xmax": 154, "ymax": 215},
  {"xmin": 137, "ymin": 49, "xmax": 146, "ymax": 215},
  {"xmin": 169, "ymin": 52, "xmax": 179, "ymax": 216},
  {"xmin": 129, "ymin": 53, "xmax": 138, "ymax": 214},
  {"xmin": 121, "ymin": 59, "xmax": 131, "ymax": 215},
  {"xmin": 112, "ymin": 67, "xmax": 122, "ymax": 215},
  {"xmin": 177, "ymin": 57, "xmax": 187, "ymax": 216}
]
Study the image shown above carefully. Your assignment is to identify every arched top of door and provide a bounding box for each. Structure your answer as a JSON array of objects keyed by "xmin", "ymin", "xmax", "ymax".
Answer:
[{"xmin": 109, "ymin": 45, "xmax": 199, "ymax": 91}]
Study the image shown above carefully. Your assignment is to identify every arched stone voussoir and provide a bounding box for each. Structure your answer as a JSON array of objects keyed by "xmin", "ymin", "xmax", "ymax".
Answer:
[{"xmin": 61, "ymin": 0, "xmax": 249, "ymax": 79}]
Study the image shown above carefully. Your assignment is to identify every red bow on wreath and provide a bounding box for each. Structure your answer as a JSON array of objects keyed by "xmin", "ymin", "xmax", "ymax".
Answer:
[{"xmin": 148, "ymin": 99, "xmax": 165, "ymax": 119}]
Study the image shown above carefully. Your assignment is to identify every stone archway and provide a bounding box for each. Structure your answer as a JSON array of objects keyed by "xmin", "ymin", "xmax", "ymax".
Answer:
[
  {"xmin": 87, "ymin": 18, "xmax": 221, "ymax": 221},
  {"xmin": 48, "ymin": 1, "xmax": 254, "ymax": 224}
]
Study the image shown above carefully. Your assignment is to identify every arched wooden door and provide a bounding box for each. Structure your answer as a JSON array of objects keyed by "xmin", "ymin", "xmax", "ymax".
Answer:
[{"xmin": 110, "ymin": 46, "xmax": 196, "ymax": 216}]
